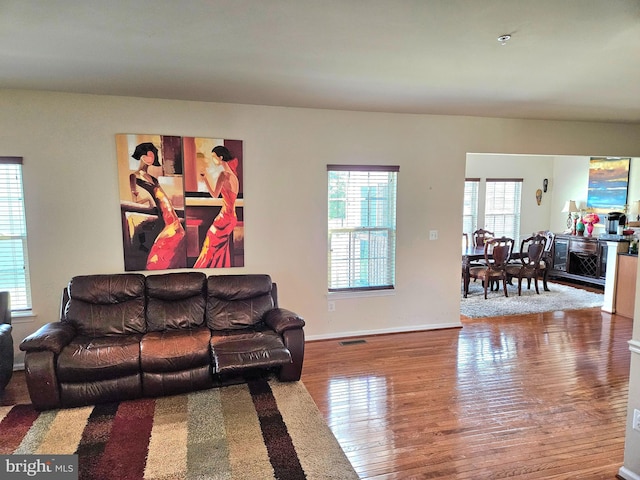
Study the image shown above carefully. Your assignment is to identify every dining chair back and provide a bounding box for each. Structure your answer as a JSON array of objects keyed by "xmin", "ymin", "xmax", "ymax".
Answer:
[
  {"xmin": 472, "ymin": 229, "xmax": 494, "ymax": 248},
  {"xmin": 468, "ymin": 236, "xmax": 514, "ymax": 299},
  {"xmin": 506, "ymin": 234, "xmax": 547, "ymax": 295},
  {"xmin": 534, "ymin": 230, "xmax": 555, "ymax": 291}
]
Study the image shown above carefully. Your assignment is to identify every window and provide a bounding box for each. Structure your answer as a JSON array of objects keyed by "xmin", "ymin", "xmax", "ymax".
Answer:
[
  {"xmin": 328, "ymin": 165, "xmax": 399, "ymax": 291},
  {"xmin": 0, "ymin": 157, "xmax": 32, "ymax": 312},
  {"xmin": 463, "ymin": 178, "xmax": 479, "ymax": 237},
  {"xmin": 484, "ymin": 178, "xmax": 522, "ymax": 244}
]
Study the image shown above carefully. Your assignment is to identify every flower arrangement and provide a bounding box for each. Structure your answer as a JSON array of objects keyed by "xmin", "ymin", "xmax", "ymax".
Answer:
[
  {"xmin": 582, "ymin": 212, "xmax": 600, "ymax": 236},
  {"xmin": 582, "ymin": 212, "xmax": 600, "ymax": 224}
]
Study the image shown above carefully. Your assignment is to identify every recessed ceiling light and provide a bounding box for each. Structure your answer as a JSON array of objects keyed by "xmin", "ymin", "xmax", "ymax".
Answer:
[{"xmin": 497, "ymin": 34, "xmax": 511, "ymax": 46}]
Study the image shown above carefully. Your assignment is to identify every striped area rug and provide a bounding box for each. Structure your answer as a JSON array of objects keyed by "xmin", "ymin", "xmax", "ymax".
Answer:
[{"xmin": 0, "ymin": 378, "xmax": 359, "ymax": 480}]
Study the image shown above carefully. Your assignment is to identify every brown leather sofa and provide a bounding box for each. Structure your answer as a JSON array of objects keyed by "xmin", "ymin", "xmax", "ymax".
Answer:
[{"xmin": 19, "ymin": 273, "xmax": 305, "ymax": 410}]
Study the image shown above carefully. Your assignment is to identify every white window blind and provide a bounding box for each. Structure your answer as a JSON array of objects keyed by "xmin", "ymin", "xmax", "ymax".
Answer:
[
  {"xmin": 484, "ymin": 178, "xmax": 522, "ymax": 244},
  {"xmin": 328, "ymin": 165, "xmax": 398, "ymax": 292},
  {"xmin": 463, "ymin": 179, "xmax": 479, "ymax": 237},
  {"xmin": 0, "ymin": 157, "xmax": 32, "ymax": 312}
]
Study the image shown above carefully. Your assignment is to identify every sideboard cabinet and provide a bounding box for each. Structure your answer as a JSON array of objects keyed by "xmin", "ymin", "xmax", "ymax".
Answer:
[{"xmin": 549, "ymin": 234, "xmax": 609, "ymax": 286}]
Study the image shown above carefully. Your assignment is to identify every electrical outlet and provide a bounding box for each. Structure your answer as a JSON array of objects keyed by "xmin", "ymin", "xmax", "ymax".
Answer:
[
  {"xmin": 429, "ymin": 230, "xmax": 438, "ymax": 240},
  {"xmin": 328, "ymin": 301, "xmax": 335, "ymax": 312},
  {"xmin": 633, "ymin": 409, "xmax": 640, "ymax": 432}
]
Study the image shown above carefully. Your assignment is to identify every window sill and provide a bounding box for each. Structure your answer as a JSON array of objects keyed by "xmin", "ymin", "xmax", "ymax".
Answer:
[
  {"xmin": 328, "ymin": 289, "xmax": 396, "ymax": 300},
  {"xmin": 11, "ymin": 311, "xmax": 37, "ymax": 323}
]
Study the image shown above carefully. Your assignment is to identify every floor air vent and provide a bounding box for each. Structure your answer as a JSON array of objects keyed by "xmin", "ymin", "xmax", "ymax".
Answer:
[{"xmin": 339, "ymin": 339, "xmax": 367, "ymax": 346}]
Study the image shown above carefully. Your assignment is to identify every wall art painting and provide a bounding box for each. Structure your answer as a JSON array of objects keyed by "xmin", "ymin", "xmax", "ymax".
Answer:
[
  {"xmin": 586, "ymin": 157, "xmax": 630, "ymax": 213},
  {"xmin": 116, "ymin": 134, "xmax": 244, "ymax": 271}
]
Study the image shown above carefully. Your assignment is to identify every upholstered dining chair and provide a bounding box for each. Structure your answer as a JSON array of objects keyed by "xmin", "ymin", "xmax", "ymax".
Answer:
[
  {"xmin": 506, "ymin": 234, "xmax": 547, "ymax": 296},
  {"xmin": 468, "ymin": 236, "xmax": 514, "ymax": 299},
  {"xmin": 472, "ymin": 229, "xmax": 494, "ymax": 248},
  {"xmin": 461, "ymin": 233, "xmax": 484, "ymax": 285},
  {"xmin": 461, "ymin": 233, "xmax": 470, "ymax": 280},
  {"xmin": 534, "ymin": 230, "xmax": 555, "ymax": 292}
]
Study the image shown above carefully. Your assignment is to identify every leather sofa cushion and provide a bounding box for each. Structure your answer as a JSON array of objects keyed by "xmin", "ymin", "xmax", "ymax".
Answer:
[
  {"xmin": 210, "ymin": 328, "xmax": 291, "ymax": 374},
  {"xmin": 140, "ymin": 327, "xmax": 211, "ymax": 372},
  {"xmin": 60, "ymin": 374, "xmax": 141, "ymax": 407},
  {"xmin": 57, "ymin": 334, "xmax": 142, "ymax": 382},
  {"xmin": 206, "ymin": 275, "xmax": 274, "ymax": 330},
  {"xmin": 146, "ymin": 272, "xmax": 206, "ymax": 331},
  {"xmin": 65, "ymin": 274, "xmax": 146, "ymax": 336},
  {"xmin": 142, "ymin": 366, "xmax": 213, "ymax": 398}
]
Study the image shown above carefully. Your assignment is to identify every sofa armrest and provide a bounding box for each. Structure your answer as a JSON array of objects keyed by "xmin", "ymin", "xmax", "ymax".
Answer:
[
  {"xmin": 0, "ymin": 291, "xmax": 11, "ymax": 326},
  {"xmin": 264, "ymin": 308, "xmax": 305, "ymax": 334},
  {"xmin": 20, "ymin": 322, "xmax": 76, "ymax": 354}
]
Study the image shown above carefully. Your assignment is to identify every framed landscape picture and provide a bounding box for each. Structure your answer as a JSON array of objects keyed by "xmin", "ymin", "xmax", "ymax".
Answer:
[{"xmin": 586, "ymin": 157, "xmax": 630, "ymax": 213}]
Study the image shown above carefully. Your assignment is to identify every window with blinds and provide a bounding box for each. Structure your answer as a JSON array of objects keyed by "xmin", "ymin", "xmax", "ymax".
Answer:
[
  {"xmin": 0, "ymin": 157, "xmax": 32, "ymax": 312},
  {"xmin": 484, "ymin": 178, "xmax": 523, "ymax": 244},
  {"xmin": 328, "ymin": 165, "xmax": 398, "ymax": 292},
  {"xmin": 463, "ymin": 178, "xmax": 479, "ymax": 237}
]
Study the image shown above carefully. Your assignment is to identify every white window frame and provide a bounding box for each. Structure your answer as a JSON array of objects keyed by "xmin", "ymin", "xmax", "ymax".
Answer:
[
  {"xmin": 327, "ymin": 165, "xmax": 399, "ymax": 292},
  {"xmin": 0, "ymin": 156, "xmax": 33, "ymax": 313},
  {"xmin": 463, "ymin": 178, "xmax": 480, "ymax": 238},
  {"xmin": 484, "ymin": 178, "xmax": 523, "ymax": 245}
]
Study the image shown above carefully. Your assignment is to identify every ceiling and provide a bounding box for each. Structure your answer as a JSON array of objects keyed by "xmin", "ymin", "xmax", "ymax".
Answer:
[{"xmin": 3, "ymin": 0, "xmax": 640, "ymax": 123}]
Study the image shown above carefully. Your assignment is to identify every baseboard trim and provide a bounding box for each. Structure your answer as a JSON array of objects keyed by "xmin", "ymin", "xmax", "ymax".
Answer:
[
  {"xmin": 306, "ymin": 322, "xmax": 462, "ymax": 341},
  {"xmin": 618, "ymin": 466, "xmax": 640, "ymax": 480},
  {"xmin": 629, "ymin": 339, "xmax": 640, "ymax": 356}
]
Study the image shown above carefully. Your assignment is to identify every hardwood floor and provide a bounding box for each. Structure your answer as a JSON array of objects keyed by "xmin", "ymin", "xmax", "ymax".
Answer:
[
  {"xmin": 1, "ymin": 306, "xmax": 631, "ymax": 479},
  {"xmin": 302, "ymin": 308, "xmax": 631, "ymax": 479}
]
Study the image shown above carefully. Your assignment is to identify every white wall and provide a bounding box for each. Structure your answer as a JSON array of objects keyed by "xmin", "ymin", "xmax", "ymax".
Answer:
[
  {"xmin": 465, "ymin": 154, "xmax": 555, "ymax": 237},
  {"xmin": 3, "ymin": 88, "xmax": 640, "ymax": 477}
]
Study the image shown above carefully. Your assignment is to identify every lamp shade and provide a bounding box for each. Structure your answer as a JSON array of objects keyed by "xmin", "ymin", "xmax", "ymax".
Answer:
[{"xmin": 562, "ymin": 200, "xmax": 578, "ymax": 213}]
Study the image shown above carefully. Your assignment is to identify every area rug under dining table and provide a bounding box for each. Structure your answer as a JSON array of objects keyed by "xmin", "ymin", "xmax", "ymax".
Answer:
[
  {"xmin": 0, "ymin": 377, "xmax": 359, "ymax": 480},
  {"xmin": 461, "ymin": 281, "xmax": 604, "ymax": 318}
]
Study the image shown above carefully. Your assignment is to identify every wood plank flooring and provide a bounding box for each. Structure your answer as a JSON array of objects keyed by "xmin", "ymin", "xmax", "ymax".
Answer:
[
  {"xmin": 1, "ymin": 306, "xmax": 632, "ymax": 479},
  {"xmin": 302, "ymin": 308, "xmax": 632, "ymax": 479}
]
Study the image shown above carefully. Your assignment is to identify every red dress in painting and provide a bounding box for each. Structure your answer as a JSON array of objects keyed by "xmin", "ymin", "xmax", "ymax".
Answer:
[
  {"xmin": 133, "ymin": 173, "xmax": 187, "ymax": 269},
  {"xmin": 193, "ymin": 185, "xmax": 237, "ymax": 268}
]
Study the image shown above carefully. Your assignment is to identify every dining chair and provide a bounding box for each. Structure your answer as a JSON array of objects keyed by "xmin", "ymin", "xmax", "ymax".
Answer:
[
  {"xmin": 461, "ymin": 233, "xmax": 471, "ymax": 282},
  {"xmin": 505, "ymin": 234, "xmax": 547, "ymax": 296},
  {"xmin": 472, "ymin": 229, "xmax": 494, "ymax": 248},
  {"xmin": 534, "ymin": 230, "xmax": 555, "ymax": 291},
  {"xmin": 468, "ymin": 236, "xmax": 514, "ymax": 299},
  {"xmin": 461, "ymin": 233, "xmax": 484, "ymax": 286}
]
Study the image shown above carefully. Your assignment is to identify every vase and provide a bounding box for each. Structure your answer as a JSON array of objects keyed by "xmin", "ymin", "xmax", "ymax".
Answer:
[{"xmin": 586, "ymin": 222, "xmax": 594, "ymax": 236}]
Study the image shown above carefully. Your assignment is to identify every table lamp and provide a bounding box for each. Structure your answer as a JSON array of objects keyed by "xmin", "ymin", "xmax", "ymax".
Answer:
[{"xmin": 562, "ymin": 200, "xmax": 578, "ymax": 231}]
